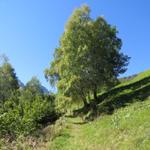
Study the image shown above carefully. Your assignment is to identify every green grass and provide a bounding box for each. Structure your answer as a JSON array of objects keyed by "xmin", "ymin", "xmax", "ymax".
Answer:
[
  {"xmin": 86, "ymin": 69, "xmax": 150, "ymax": 118},
  {"xmin": 50, "ymin": 97, "xmax": 150, "ymax": 150},
  {"xmin": 49, "ymin": 69, "xmax": 150, "ymax": 150},
  {"xmin": 117, "ymin": 69, "xmax": 150, "ymax": 88}
]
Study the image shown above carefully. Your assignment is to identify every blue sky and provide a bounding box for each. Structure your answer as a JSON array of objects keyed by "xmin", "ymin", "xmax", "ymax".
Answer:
[{"xmin": 0, "ymin": 0, "xmax": 150, "ymax": 90}]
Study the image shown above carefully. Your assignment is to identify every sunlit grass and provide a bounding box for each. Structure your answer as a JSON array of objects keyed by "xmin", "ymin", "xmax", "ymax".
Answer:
[
  {"xmin": 50, "ymin": 97, "xmax": 150, "ymax": 150},
  {"xmin": 117, "ymin": 69, "xmax": 150, "ymax": 88},
  {"xmin": 49, "ymin": 69, "xmax": 150, "ymax": 150}
]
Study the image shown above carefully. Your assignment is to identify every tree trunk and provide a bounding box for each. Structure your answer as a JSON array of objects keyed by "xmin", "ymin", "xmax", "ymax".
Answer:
[{"xmin": 93, "ymin": 89, "xmax": 97, "ymax": 100}]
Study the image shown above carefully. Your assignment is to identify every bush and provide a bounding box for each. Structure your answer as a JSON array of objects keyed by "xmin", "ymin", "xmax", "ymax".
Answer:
[{"xmin": 0, "ymin": 91, "xmax": 56, "ymax": 139}]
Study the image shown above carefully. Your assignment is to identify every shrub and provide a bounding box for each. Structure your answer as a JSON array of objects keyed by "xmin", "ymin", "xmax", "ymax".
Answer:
[{"xmin": 0, "ymin": 91, "xmax": 56, "ymax": 139}]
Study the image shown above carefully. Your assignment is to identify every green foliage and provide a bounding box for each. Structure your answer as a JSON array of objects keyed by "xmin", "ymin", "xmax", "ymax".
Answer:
[
  {"xmin": 25, "ymin": 76, "xmax": 45, "ymax": 96},
  {"xmin": 0, "ymin": 56, "xmax": 19, "ymax": 103},
  {"xmin": 0, "ymin": 57, "xmax": 56, "ymax": 139},
  {"xmin": 0, "ymin": 90, "xmax": 56, "ymax": 138},
  {"xmin": 45, "ymin": 5, "xmax": 130, "ymax": 107}
]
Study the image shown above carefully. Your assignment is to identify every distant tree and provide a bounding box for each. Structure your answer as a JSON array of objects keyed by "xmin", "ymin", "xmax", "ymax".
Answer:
[
  {"xmin": 26, "ymin": 76, "xmax": 42, "ymax": 91},
  {"xmin": 45, "ymin": 5, "xmax": 130, "ymax": 107},
  {"xmin": 0, "ymin": 55, "xmax": 19, "ymax": 102},
  {"xmin": 23, "ymin": 76, "xmax": 44, "ymax": 98}
]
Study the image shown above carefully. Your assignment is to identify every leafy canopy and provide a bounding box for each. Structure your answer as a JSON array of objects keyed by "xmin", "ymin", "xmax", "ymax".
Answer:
[
  {"xmin": 0, "ymin": 55, "xmax": 19, "ymax": 102},
  {"xmin": 45, "ymin": 5, "xmax": 130, "ymax": 106}
]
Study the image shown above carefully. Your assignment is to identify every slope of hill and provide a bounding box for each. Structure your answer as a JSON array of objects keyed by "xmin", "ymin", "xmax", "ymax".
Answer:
[
  {"xmin": 117, "ymin": 69, "xmax": 150, "ymax": 87},
  {"xmin": 83, "ymin": 69, "xmax": 150, "ymax": 119},
  {"xmin": 50, "ymin": 97, "xmax": 150, "ymax": 150},
  {"xmin": 119, "ymin": 74, "xmax": 137, "ymax": 83},
  {"xmin": 1, "ymin": 70, "xmax": 149, "ymax": 150},
  {"xmin": 48, "ymin": 69, "xmax": 150, "ymax": 150}
]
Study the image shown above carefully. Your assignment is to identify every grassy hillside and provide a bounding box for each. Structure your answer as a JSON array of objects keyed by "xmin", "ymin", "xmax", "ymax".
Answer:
[
  {"xmin": 117, "ymin": 69, "xmax": 150, "ymax": 87},
  {"xmin": 83, "ymin": 69, "xmax": 150, "ymax": 119},
  {"xmin": 50, "ymin": 98, "xmax": 150, "ymax": 150},
  {"xmin": 49, "ymin": 69, "xmax": 150, "ymax": 150},
  {"xmin": 1, "ymin": 69, "xmax": 149, "ymax": 150}
]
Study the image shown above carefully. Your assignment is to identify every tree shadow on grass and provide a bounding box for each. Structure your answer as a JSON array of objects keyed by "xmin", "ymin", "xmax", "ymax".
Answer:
[
  {"xmin": 65, "ymin": 114, "xmax": 76, "ymax": 118},
  {"xmin": 72, "ymin": 121, "xmax": 87, "ymax": 125},
  {"xmin": 88, "ymin": 83, "xmax": 150, "ymax": 120},
  {"xmin": 58, "ymin": 132, "xmax": 72, "ymax": 138},
  {"xmin": 73, "ymin": 78, "xmax": 150, "ymax": 121}
]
